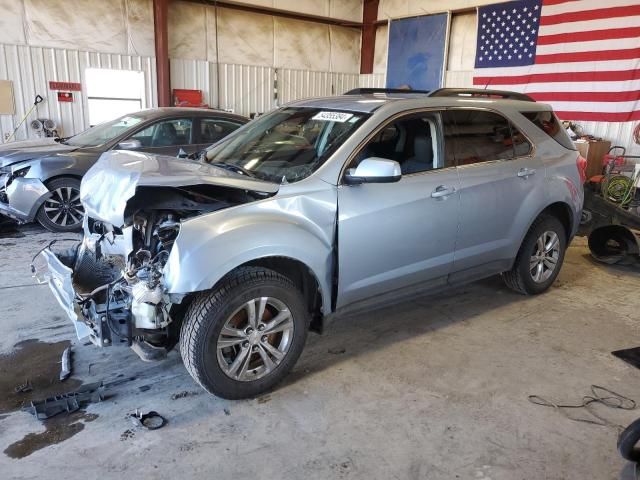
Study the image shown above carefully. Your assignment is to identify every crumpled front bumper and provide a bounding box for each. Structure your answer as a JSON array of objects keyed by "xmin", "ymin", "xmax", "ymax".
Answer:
[
  {"xmin": 0, "ymin": 176, "xmax": 50, "ymax": 222},
  {"xmin": 32, "ymin": 246, "xmax": 93, "ymax": 340}
]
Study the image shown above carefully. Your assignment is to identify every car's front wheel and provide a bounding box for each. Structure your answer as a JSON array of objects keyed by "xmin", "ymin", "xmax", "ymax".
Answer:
[
  {"xmin": 180, "ymin": 266, "xmax": 309, "ymax": 399},
  {"xmin": 502, "ymin": 214, "xmax": 567, "ymax": 295},
  {"xmin": 36, "ymin": 177, "xmax": 84, "ymax": 232}
]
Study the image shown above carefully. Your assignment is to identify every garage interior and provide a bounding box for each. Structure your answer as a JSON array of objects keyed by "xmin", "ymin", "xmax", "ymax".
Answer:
[{"xmin": 0, "ymin": 0, "xmax": 639, "ymax": 479}]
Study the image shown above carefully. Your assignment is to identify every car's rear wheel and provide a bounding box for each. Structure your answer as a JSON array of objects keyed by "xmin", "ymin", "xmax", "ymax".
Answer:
[
  {"xmin": 36, "ymin": 177, "xmax": 84, "ymax": 232},
  {"xmin": 502, "ymin": 214, "xmax": 567, "ymax": 295},
  {"xmin": 180, "ymin": 266, "xmax": 309, "ymax": 399}
]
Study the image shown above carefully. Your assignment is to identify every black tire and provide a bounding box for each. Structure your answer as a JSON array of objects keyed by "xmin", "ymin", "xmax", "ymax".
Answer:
[
  {"xmin": 36, "ymin": 177, "xmax": 84, "ymax": 232},
  {"xmin": 618, "ymin": 418, "xmax": 640, "ymax": 462},
  {"xmin": 502, "ymin": 214, "xmax": 567, "ymax": 295},
  {"xmin": 180, "ymin": 266, "xmax": 309, "ymax": 399}
]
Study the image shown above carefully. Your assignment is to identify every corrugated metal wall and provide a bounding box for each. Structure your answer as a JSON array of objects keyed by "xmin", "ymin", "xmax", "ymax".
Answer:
[
  {"xmin": 359, "ymin": 73, "xmax": 385, "ymax": 88},
  {"xmin": 219, "ymin": 64, "xmax": 275, "ymax": 116},
  {"xmin": 171, "ymin": 60, "xmax": 276, "ymax": 117},
  {"xmin": 172, "ymin": 60, "xmax": 378, "ymax": 114},
  {"xmin": 0, "ymin": 43, "xmax": 157, "ymax": 141},
  {"xmin": 576, "ymin": 122, "xmax": 640, "ymax": 156},
  {"xmin": 277, "ymin": 69, "xmax": 361, "ymax": 104}
]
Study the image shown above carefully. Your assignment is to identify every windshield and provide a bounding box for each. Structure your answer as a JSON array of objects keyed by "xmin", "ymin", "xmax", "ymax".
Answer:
[
  {"xmin": 204, "ymin": 107, "xmax": 368, "ymax": 183},
  {"xmin": 65, "ymin": 115, "xmax": 144, "ymax": 147}
]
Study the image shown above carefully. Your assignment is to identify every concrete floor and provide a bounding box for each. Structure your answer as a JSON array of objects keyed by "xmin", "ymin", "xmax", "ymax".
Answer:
[{"xmin": 0, "ymin": 224, "xmax": 639, "ymax": 480}]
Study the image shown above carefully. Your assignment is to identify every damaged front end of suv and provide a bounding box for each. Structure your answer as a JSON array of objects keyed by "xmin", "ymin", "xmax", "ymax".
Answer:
[{"xmin": 33, "ymin": 150, "xmax": 280, "ymax": 361}]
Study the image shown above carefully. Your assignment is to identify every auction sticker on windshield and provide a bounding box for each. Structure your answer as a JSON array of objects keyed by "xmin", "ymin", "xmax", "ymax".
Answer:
[{"xmin": 312, "ymin": 111, "xmax": 353, "ymax": 123}]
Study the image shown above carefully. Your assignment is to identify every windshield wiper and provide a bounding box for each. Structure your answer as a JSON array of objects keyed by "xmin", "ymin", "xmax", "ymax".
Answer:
[
  {"xmin": 54, "ymin": 137, "xmax": 69, "ymax": 145},
  {"xmin": 211, "ymin": 162, "xmax": 258, "ymax": 179}
]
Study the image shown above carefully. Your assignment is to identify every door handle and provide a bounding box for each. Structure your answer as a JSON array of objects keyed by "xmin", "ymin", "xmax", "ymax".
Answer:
[
  {"xmin": 517, "ymin": 167, "xmax": 536, "ymax": 178},
  {"xmin": 431, "ymin": 185, "xmax": 456, "ymax": 198}
]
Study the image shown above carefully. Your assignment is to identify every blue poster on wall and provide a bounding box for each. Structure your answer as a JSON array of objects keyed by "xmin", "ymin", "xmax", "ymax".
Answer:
[{"xmin": 386, "ymin": 13, "xmax": 449, "ymax": 91}]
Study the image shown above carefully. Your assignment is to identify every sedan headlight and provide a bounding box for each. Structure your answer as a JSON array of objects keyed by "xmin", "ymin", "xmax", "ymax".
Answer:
[
  {"xmin": 11, "ymin": 166, "xmax": 30, "ymax": 178},
  {"xmin": 6, "ymin": 166, "xmax": 30, "ymax": 188}
]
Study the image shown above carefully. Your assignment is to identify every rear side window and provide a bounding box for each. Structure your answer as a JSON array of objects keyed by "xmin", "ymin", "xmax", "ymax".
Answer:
[
  {"xmin": 521, "ymin": 111, "xmax": 576, "ymax": 150},
  {"xmin": 444, "ymin": 110, "xmax": 532, "ymax": 165},
  {"xmin": 200, "ymin": 118, "xmax": 243, "ymax": 144}
]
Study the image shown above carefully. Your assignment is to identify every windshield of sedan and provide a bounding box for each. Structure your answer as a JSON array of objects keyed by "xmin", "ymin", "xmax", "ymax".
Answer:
[
  {"xmin": 204, "ymin": 107, "xmax": 368, "ymax": 183},
  {"xmin": 64, "ymin": 115, "xmax": 144, "ymax": 147}
]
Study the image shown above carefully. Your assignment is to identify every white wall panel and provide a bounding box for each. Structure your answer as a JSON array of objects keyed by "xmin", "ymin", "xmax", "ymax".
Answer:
[
  {"xmin": 218, "ymin": 64, "xmax": 275, "ymax": 117},
  {"xmin": 447, "ymin": 12, "xmax": 476, "ymax": 72},
  {"xmin": 0, "ymin": 0, "xmax": 26, "ymax": 45},
  {"xmin": 378, "ymin": 0, "xmax": 497, "ymax": 20},
  {"xmin": 231, "ymin": 0, "xmax": 362, "ymax": 21},
  {"xmin": 168, "ymin": 1, "xmax": 208, "ymax": 61},
  {"xmin": 444, "ymin": 71, "xmax": 474, "ymax": 88},
  {"xmin": 274, "ymin": 18, "xmax": 331, "ymax": 71},
  {"xmin": 277, "ymin": 69, "xmax": 360, "ymax": 104},
  {"xmin": 217, "ymin": 8, "xmax": 274, "ymax": 66},
  {"xmin": 330, "ymin": 26, "xmax": 362, "ymax": 74},
  {"xmin": 359, "ymin": 73, "xmax": 385, "ymax": 88},
  {"xmin": 373, "ymin": 24, "xmax": 388, "ymax": 75},
  {"xmin": 0, "ymin": 44, "xmax": 156, "ymax": 142}
]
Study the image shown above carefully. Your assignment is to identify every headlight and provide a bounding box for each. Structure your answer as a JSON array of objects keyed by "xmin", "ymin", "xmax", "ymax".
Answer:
[
  {"xmin": 6, "ymin": 166, "xmax": 30, "ymax": 188},
  {"xmin": 11, "ymin": 166, "xmax": 30, "ymax": 178}
]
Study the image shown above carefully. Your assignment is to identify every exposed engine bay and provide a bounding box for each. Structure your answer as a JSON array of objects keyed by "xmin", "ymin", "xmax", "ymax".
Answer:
[{"xmin": 48, "ymin": 184, "xmax": 270, "ymax": 361}]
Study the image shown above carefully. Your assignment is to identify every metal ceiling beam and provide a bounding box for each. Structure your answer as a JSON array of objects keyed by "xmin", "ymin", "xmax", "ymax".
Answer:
[{"xmin": 187, "ymin": 0, "xmax": 362, "ymax": 28}]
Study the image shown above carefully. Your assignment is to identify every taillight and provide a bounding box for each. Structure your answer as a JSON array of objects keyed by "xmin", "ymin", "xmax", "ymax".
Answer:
[{"xmin": 577, "ymin": 155, "xmax": 587, "ymax": 183}]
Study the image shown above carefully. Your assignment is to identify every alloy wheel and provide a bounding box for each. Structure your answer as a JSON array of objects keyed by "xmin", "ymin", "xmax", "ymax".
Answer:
[
  {"xmin": 216, "ymin": 297, "xmax": 295, "ymax": 382},
  {"xmin": 43, "ymin": 187, "xmax": 84, "ymax": 228},
  {"xmin": 529, "ymin": 230, "xmax": 560, "ymax": 283}
]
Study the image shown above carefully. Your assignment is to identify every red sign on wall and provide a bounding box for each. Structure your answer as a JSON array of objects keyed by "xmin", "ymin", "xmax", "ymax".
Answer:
[
  {"xmin": 49, "ymin": 81, "xmax": 82, "ymax": 91},
  {"xmin": 57, "ymin": 92, "xmax": 73, "ymax": 102}
]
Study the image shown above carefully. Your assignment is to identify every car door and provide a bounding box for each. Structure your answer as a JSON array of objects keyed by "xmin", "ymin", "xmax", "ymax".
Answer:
[
  {"xmin": 126, "ymin": 117, "xmax": 196, "ymax": 156},
  {"xmin": 336, "ymin": 111, "xmax": 460, "ymax": 309},
  {"xmin": 446, "ymin": 108, "xmax": 546, "ymax": 283},
  {"xmin": 192, "ymin": 117, "xmax": 245, "ymax": 152}
]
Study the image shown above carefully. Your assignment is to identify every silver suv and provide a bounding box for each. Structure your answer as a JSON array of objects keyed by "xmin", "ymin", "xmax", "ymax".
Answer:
[{"xmin": 34, "ymin": 89, "xmax": 585, "ymax": 399}]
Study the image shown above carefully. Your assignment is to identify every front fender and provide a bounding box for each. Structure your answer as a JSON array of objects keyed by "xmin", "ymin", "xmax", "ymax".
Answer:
[
  {"xmin": 25, "ymin": 155, "xmax": 89, "ymax": 181},
  {"xmin": 163, "ymin": 186, "xmax": 337, "ymax": 314}
]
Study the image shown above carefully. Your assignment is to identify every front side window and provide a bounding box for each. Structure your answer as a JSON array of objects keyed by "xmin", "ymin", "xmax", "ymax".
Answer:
[
  {"xmin": 204, "ymin": 108, "xmax": 368, "ymax": 183},
  {"xmin": 351, "ymin": 113, "xmax": 452, "ymax": 175},
  {"xmin": 130, "ymin": 118, "xmax": 192, "ymax": 147},
  {"xmin": 64, "ymin": 115, "xmax": 144, "ymax": 147}
]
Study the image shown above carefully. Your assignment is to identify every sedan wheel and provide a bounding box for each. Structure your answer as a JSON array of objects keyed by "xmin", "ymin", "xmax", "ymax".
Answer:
[
  {"xmin": 36, "ymin": 177, "xmax": 84, "ymax": 232},
  {"xmin": 44, "ymin": 187, "xmax": 84, "ymax": 228}
]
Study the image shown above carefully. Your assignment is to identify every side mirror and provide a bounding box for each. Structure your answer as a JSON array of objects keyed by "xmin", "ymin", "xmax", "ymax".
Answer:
[
  {"xmin": 116, "ymin": 139, "xmax": 142, "ymax": 150},
  {"xmin": 344, "ymin": 157, "xmax": 402, "ymax": 185},
  {"xmin": 177, "ymin": 148, "xmax": 188, "ymax": 159}
]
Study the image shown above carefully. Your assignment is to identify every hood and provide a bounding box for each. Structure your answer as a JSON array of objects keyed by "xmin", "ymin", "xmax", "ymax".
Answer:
[
  {"xmin": 80, "ymin": 150, "xmax": 280, "ymax": 226},
  {"xmin": 0, "ymin": 138, "xmax": 79, "ymax": 168}
]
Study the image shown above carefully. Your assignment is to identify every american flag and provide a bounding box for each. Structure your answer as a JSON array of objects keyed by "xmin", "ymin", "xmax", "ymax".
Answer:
[{"xmin": 473, "ymin": 0, "xmax": 640, "ymax": 122}]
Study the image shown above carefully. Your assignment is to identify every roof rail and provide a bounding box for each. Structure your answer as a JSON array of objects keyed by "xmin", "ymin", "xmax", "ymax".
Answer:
[
  {"xmin": 344, "ymin": 88, "xmax": 431, "ymax": 95},
  {"xmin": 429, "ymin": 88, "xmax": 535, "ymax": 102}
]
